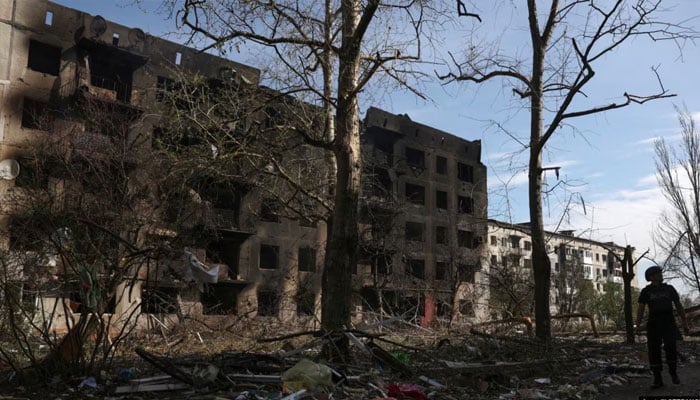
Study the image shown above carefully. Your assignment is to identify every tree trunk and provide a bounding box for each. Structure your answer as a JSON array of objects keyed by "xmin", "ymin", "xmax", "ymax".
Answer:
[
  {"xmin": 321, "ymin": 0, "xmax": 363, "ymax": 361},
  {"xmin": 622, "ymin": 245, "xmax": 635, "ymax": 344},
  {"xmin": 528, "ymin": 0, "xmax": 551, "ymax": 340}
]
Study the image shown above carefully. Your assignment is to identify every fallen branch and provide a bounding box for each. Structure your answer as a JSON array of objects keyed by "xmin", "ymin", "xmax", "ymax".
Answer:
[{"xmin": 551, "ymin": 313, "xmax": 599, "ymax": 337}]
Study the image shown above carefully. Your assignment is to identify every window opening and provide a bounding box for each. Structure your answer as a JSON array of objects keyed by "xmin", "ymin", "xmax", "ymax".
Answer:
[
  {"xmin": 259, "ymin": 244, "xmax": 279, "ymax": 269},
  {"xmin": 435, "ymin": 261, "xmax": 450, "ymax": 280},
  {"xmin": 457, "ymin": 230, "xmax": 475, "ymax": 248},
  {"xmin": 436, "ymin": 190, "xmax": 447, "ymax": 210},
  {"xmin": 45, "ymin": 11, "xmax": 54, "ymax": 26},
  {"xmin": 436, "ymin": 155, "xmax": 447, "ymax": 175},
  {"xmin": 405, "ymin": 182, "xmax": 425, "ymax": 205},
  {"xmin": 457, "ymin": 162, "xmax": 474, "ymax": 183},
  {"xmin": 405, "ymin": 221, "xmax": 424, "ymax": 242},
  {"xmin": 459, "ymin": 299, "xmax": 475, "ymax": 317},
  {"xmin": 435, "ymin": 226, "xmax": 447, "ymax": 244},
  {"xmin": 112, "ymin": 32, "xmax": 120, "ymax": 46},
  {"xmin": 457, "ymin": 195, "xmax": 474, "ymax": 214},
  {"xmin": 27, "ymin": 40, "xmax": 61, "ymax": 75},
  {"xmin": 457, "ymin": 264, "xmax": 476, "ymax": 283},
  {"xmin": 408, "ymin": 259, "xmax": 425, "ymax": 279},
  {"xmin": 201, "ymin": 283, "xmax": 238, "ymax": 315},
  {"xmin": 175, "ymin": 51, "xmax": 182, "ymax": 65},
  {"xmin": 298, "ymin": 247, "xmax": 316, "ymax": 272},
  {"xmin": 405, "ymin": 147, "xmax": 425, "ymax": 168}
]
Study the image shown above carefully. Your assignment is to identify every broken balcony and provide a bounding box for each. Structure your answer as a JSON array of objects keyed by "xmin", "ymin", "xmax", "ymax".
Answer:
[{"xmin": 59, "ymin": 37, "xmax": 148, "ymax": 107}]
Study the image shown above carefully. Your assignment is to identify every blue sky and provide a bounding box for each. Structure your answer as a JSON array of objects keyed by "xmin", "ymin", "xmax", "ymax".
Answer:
[{"xmin": 51, "ymin": 0, "xmax": 700, "ymax": 293}]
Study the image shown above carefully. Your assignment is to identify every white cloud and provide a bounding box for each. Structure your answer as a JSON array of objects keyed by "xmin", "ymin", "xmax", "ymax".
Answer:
[{"xmin": 636, "ymin": 172, "xmax": 658, "ymax": 187}]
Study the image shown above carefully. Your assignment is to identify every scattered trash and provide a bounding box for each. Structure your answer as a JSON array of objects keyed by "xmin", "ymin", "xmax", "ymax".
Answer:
[
  {"xmin": 78, "ymin": 376, "xmax": 97, "ymax": 389},
  {"xmin": 577, "ymin": 365, "xmax": 616, "ymax": 383},
  {"xmin": 391, "ymin": 351, "xmax": 411, "ymax": 365},
  {"xmin": 516, "ymin": 388, "xmax": 550, "ymax": 399},
  {"xmin": 280, "ymin": 389, "xmax": 308, "ymax": 400},
  {"xmin": 117, "ymin": 367, "xmax": 134, "ymax": 382},
  {"xmin": 281, "ymin": 359, "xmax": 332, "ymax": 391},
  {"xmin": 387, "ymin": 383, "xmax": 428, "ymax": 400},
  {"xmin": 15, "ymin": 324, "xmax": 697, "ymax": 400}
]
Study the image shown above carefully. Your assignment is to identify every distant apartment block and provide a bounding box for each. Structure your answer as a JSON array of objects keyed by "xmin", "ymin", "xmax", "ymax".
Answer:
[{"xmin": 486, "ymin": 220, "xmax": 635, "ymax": 313}]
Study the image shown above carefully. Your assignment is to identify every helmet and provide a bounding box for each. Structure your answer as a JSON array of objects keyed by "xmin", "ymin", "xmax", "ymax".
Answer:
[{"xmin": 645, "ymin": 266, "xmax": 663, "ymax": 281}]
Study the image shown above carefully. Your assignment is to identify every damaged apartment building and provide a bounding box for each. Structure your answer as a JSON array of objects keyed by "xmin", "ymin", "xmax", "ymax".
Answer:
[
  {"xmin": 0, "ymin": 0, "xmax": 491, "ymax": 334},
  {"xmin": 486, "ymin": 220, "xmax": 636, "ymax": 318}
]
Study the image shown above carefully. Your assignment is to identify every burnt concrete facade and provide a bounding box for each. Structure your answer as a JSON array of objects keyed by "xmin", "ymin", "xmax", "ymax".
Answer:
[
  {"xmin": 357, "ymin": 108, "xmax": 489, "ymax": 324},
  {"xmin": 0, "ymin": 0, "xmax": 491, "ymax": 334}
]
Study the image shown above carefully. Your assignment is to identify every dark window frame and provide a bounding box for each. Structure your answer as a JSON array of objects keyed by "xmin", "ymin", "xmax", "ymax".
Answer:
[
  {"xmin": 436, "ymin": 190, "xmax": 448, "ymax": 210},
  {"xmin": 405, "ymin": 182, "xmax": 425, "ymax": 205},
  {"xmin": 457, "ymin": 264, "xmax": 476, "ymax": 283},
  {"xmin": 457, "ymin": 162, "xmax": 474, "ymax": 183},
  {"xmin": 457, "ymin": 230, "xmax": 475, "ymax": 248},
  {"xmin": 405, "ymin": 221, "xmax": 425, "ymax": 242},
  {"xmin": 405, "ymin": 147, "xmax": 425, "ymax": 168},
  {"xmin": 259, "ymin": 244, "xmax": 280, "ymax": 269},
  {"xmin": 27, "ymin": 40, "xmax": 61, "ymax": 75},
  {"xmin": 435, "ymin": 261, "xmax": 450, "ymax": 280},
  {"xmin": 457, "ymin": 195, "xmax": 474, "ymax": 214},
  {"xmin": 435, "ymin": 225, "xmax": 448, "ymax": 245},
  {"xmin": 201, "ymin": 283, "xmax": 237, "ymax": 315},
  {"xmin": 298, "ymin": 246, "xmax": 316, "ymax": 272},
  {"xmin": 436, "ymin": 155, "xmax": 447, "ymax": 175},
  {"xmin": 408, "ymin": 259, "xmax": 425, "ymax": 279}
]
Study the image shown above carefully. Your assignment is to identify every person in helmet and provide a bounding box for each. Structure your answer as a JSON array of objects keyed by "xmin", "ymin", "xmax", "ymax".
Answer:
[{"xmin": 635, "ymin": 265, "xmax": 689, "ymax": 389}]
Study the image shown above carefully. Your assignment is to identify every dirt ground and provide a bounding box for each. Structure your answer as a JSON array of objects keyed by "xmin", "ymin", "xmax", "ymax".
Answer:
[
  {"xmin": 0, "ymin": 326, "xmax": 699, "ymax": 400},
  {"xmin": 600, "ymin": 362, "xmax": 700, "ymax": 399}
]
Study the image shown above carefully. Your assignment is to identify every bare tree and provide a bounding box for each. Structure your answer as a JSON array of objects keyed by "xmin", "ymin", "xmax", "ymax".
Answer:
[
  {"xmin": 553, "ymin": 252, "xmax": 588, "ymax": 316},
  {"xmin": 655, "ymin": 108, "xmax": 700, "ymax": 294},
  {"xmin": 149, "ymin": 0, "xmax": 454, "ymax": 358},
  {"xmin": 486, "ymin": 253, "xmax": 535, "ymax": 320},
  {"xmin": 441, "ymin": 0, "xmax": 693, "ymax": 339},
  {"xmin": 0, "ymin": 95, "xmax": 166, "ymax": 375}
]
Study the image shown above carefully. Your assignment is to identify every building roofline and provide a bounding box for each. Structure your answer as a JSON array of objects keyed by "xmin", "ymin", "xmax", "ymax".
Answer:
[
  {"xmin": 487, "ymin": 219, "xmax": 629, "ymax": 251},
  {"xmin": 365, "ymin": 106, "xmax": 481, "ymax": 146}
]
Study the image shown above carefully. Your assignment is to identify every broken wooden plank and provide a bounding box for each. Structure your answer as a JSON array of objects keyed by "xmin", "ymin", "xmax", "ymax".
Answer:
[
  {"xmin": 114, "ymin": 382, "xmax": 190, "ymax": 393},
  {"xmin": 135, "ymin": 346, "xmax": 196, "ymax": 386},
  {"xmin": 225, "ymin": 374, "xmax": 281, "ymax": 383},
  {"xmin": 552, "ymin": 313, "xmax": 599, "ymax": 337},
  {"xmin": 344, "ymin": 331, "xmax": 371, "ymax": 354},
  {"xmin": 128, "ymin": 375, "xmax": 174, "ymax": 384}
]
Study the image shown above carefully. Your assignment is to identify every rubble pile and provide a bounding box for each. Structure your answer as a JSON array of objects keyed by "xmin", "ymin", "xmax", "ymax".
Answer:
[{"xmin": 3, "ymin": 324, "xmax": 699, "ymax": 400}]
